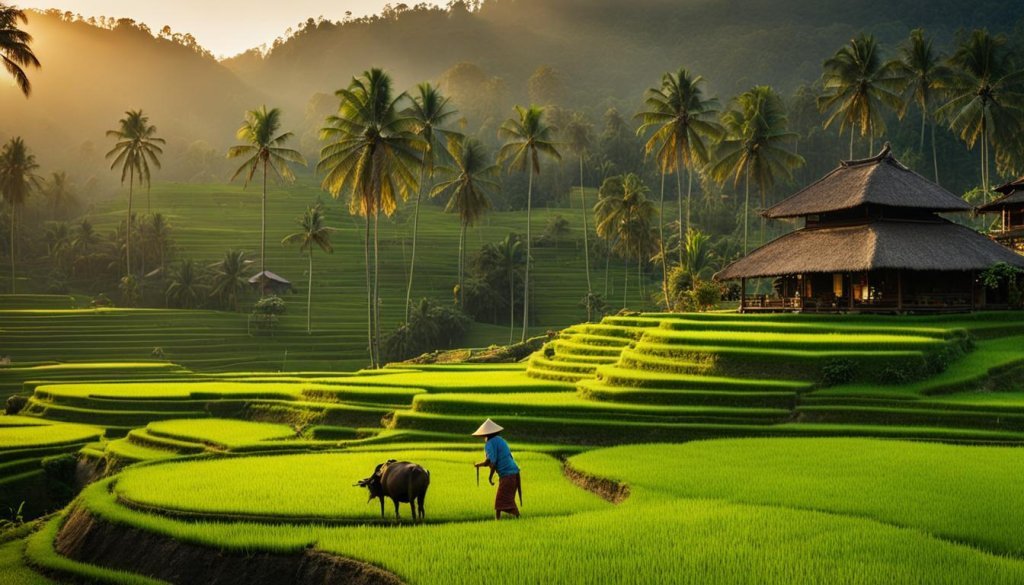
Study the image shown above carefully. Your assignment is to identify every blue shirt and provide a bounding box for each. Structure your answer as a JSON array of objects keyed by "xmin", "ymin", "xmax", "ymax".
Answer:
[{"xmin": 484, "ymin": 435, "xmax": 520, "ymax": 477}]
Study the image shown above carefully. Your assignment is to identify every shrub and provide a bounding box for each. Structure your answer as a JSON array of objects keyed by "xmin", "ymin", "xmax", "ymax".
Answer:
[
  {"xmin": 250, "ymin": 295, "xmax": 286, "ymax": 332},
  {"xmin": 382, "ymin": 299, "xmax": 470, "ymax": 363},
  {"xmin": 821, "ymin": 359, "xmax": 857, "ymax": 386},
  {"xmin": 41, "ymin": 454, "xmax": 78, "ymax": 506},
  {"xmin": 5, "ymin": 394, "xmax": 27, "ymax": 415}
]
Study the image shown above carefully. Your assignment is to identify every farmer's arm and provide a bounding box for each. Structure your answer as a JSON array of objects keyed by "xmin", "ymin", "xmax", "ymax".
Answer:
[
  {"xmin": 474, "ymin": 459, "xmax": 492, "ymax": 468},
  {"xmin": 475, "ymin": 439, "xmax": 497, "ymax": 468}
]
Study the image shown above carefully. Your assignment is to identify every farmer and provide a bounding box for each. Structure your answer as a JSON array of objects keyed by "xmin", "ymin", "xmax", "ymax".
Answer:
[{"xmin": 472, "ymin": 418, "xmax": 521, "ymax": 520}]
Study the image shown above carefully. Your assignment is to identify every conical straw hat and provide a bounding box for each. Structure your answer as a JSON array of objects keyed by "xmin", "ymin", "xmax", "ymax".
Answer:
[{"xmin": 472, "ymin": 418, "xmax": 504, "ymax": 436}]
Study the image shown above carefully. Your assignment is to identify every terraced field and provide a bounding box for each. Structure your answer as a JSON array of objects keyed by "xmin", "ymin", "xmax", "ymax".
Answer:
[
  {"xmin": 3, "ymin": 181, "xmax": 659, "ymax": 373},
  {"xmin": 4, "ymin": 305, "xmax": 1024, "ymax": 583}
]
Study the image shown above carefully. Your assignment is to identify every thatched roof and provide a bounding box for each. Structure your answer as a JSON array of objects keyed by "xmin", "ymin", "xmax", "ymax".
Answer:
[
  {"xmin": 249, "ymin": 271, "xmax": 291, "ymax": 286},
  {"xmin": 995, "ymin": 177, "xmax": 1024, "ymax": 195},
  {"xmin": 977, "ymin": 189, "xmax": 1024, "ymax": 213},
  {"xmin": 716, "ymin": 219, "xmax": 1024, "ymax": 280},
  {"xmin": 764, "ymin": 144, "xmax": 971, "ymax": 219}
]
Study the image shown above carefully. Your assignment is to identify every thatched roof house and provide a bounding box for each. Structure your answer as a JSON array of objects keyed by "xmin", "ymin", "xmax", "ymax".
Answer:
[
  {"xmin": 249, "ymin": 271, "xmax": 293, "ymax": 295},
  {"xmin": 717, "ymin": 145, "xmax": 1024, "ymax": 313},
  {"xmin": 977, "ymin": 177, "xmax": 1024, "ymax": 250}
]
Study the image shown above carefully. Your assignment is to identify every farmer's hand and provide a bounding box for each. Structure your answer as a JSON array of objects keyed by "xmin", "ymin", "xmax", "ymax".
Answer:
[{"xmin": 489, "ymin": 477, "xmax": 495, "ymax": 486}]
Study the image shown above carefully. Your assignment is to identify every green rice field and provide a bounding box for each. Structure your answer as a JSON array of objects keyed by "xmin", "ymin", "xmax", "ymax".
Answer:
[{"xmin": 5, "ymin": 295, "xmax": 1024, "ymax": 583}]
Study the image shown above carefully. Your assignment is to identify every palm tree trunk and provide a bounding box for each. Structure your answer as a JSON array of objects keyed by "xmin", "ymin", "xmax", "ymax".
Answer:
[
  {"xmin": 759, "ymin": 183, "xmax": 766, "ymax": 246},
  {"xmin": 373, "ymin": 205, "xmax": 382, "ymax": 366},
  {"xmin": 458, "ymin": 220, "xmax": 467, "ymax": 309},
  {"xmin": 508, "ymin": 266, "xmax": 515, "ymax": 345},
  {"xmin": 521, "ymin": 168, "xmax": 533, "ymax": 342},
  {"xmin": 675, "ymin": 153, "xmax": 684, "ymax": 265},
  {"xmin": 637, "ymin": 256, "xmax": 643, "ymax": 306},
  {"xmin": 622, "ymin": 258, "xmax": 628, "ymax": 309},
  {"xmin": 261, "ymin": 161, "xmax": 267, "ymax": 283},
  {"xmin": 686, "ymin": 165, "xmax": 695, "ymax": 230},
  {"xmin": 931, "ymin": 119, "xmax": 940, "ymax": 185},
  {"xmin": 743, "ymin": 167, "xmax": 751, "ymax": 254},
  {"xmin": 920, "ymin": 106, "xmax": 927, "ymax": 153},
  {"xmin": 405, "ymin": 166, "xmax": 426, "ymax": 321},
  {"xmin": 364, "ymin": 212, "xmax": 375, "ymax": 368},
  {"xmin": 579, "ymin": 153, "xmax": 593, "ymax": 320},
  {"xmin": 9, "ymin": 203, "xmax": 15, "ymax": 294},
  {"xmin": 658, "ymin": 172, "xmax": 668, "ymax": 311},
  {"xmin": 849, "ymin": 126, "xmax": 855, "ymax": 160},
  {"xmin": 307, "ymin": 250, "xmax": 313, "ymax": 335},
  {"xmin": 127, "ymin": 166, "xmax": 134, "ymax": 277}
]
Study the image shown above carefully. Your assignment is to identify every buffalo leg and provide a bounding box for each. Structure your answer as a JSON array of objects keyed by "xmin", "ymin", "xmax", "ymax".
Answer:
[
  {"xmin": 379, "ymin": 497, "xmax": 384, "ymax": 519},
  {"xmin": 393, "ymin": 499, "xmax": 400, "ymax": 520},
  {"xmin": 418, "ymin": 495, "xmax": 425, "ymax": 521}
]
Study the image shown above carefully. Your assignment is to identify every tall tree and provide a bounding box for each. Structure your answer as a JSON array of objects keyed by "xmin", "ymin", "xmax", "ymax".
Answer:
[
  {"xmin": 106, "ymin": 110, "xmax": 164, "ymax": 278},
  {"xmin": 890, "ymin": 29, "xmax": 952, "ymax": 184},
  {"xmin": 431, "ymin": 137, "xmax": 497, "ymax": 308},
  {"xmin": 637, "ymin": 68, "xmax": 723, "ymax": 282},
  {"xmin": 209, "ymin": 249, "xmax": 252, "ymax": 312},
  {"xmin": 595, "ymin": 173, "xmax": 657, "ymax": 309},
  {"xmin": 318, "ymin": 68, "xmax": 421, "ymax": 367},
  {"xmin": 227, "ymin": 105, "xmax": 307, "ymax": 280},
  {"xmin": 710, "ymin": 86, "xmax": 805, "ymax": 253},
  {"xmin": 937, "ymin": 29, "xmax": 1024, "ymax": 194},
  {"xmin": 477, "ymin": 234, "xmax": 526, "ymax": 344},
  {"xmin": 43, "ymin": 171, "xmax": 77, "ymax": 219},
  {"xmin": 563, "ymin": 112, "xmax": 597, "ymax": 320},
  {"xmin": 0, "ymin": 5, "xmax": 40, "ymax": 97},
  {"xmin": 282, "ymin": 202, "xmax": 334, "ymax": 334},
  {"xmin": 0, "ymin": 136, "xmax": 38, "ymax": 293},
  {"xmin": 818, "ymin": 34, "xmax": 904, "ymax": 158},
  {"xmin": 498, "ymin": 105, "xmax": 561, "ymax": 341},
  {"xmin": 404, "ymin": 82, "xmax": 459, "ymax": 320},
  {"xmin": 166, "ymin": 259, "xmax": 206, "ymax": 309}
]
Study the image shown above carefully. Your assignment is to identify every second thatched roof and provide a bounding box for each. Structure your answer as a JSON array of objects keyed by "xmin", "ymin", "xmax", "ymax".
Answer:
[
  {"xmin": 716, "ymin": 219, "xmax": 1024, "ymax": 280},
  {"xmin": 977, "ymin": 188, "xmax": 1024, "ymax": 214},
  {"xmin": 764, "ymin": 144, "xmax": 971, "ymax": 219}
]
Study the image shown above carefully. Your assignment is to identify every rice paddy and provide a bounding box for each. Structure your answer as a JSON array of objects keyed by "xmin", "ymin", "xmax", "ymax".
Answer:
[{"xmin": 5, "ymin": 300, "xmax": 1024, "ymax": 583}]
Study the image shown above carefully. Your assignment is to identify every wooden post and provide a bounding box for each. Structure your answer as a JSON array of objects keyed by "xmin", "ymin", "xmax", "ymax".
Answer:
[
  {"xmin": 897, "ymin": 269, "xmax": 903, "ymax": 313},
  {"xmin": 848, "ymin": 274, "xmax": 854, "ymax": 311},
  {"xmin": 740, "ymin": 278, "xmax": 747, "ymax": 313},
  {"xmin": 970, "ymin": 271, "xmax": 977, "ymax": 311}
]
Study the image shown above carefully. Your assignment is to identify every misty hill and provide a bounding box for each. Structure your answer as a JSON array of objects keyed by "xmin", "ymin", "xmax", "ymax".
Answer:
[
  {"xmin": 231, "ymin": 0, "xmax": 1024, "ymax": 119},
  {"xmin": 0, "ymin": 11, "xmax": 262, "ymax": 186},
  {"xmin": 1, "ymin": 0, "xmax": 1023, "ymax": 193}
]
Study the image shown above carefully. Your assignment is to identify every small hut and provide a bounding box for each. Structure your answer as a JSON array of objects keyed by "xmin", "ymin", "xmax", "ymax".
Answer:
[
  {"xmin": 977, "ymin": 177, "xmax": 1024, "ymax": 251},
  {"xmin": 249, "ymin": 271, "xmax": 294, "ymax": 296},
  {"xmin": 717, "ymin": 145, "xmax": 1024, "ymax": 312}
]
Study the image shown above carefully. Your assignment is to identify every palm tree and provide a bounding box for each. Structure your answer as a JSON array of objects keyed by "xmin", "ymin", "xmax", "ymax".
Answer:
[
  {"xmin": 890, "ymin": 29, "xmax": 952, "ymax": 184},
  {"xmin": 431, "ymin": 137, "xmax": 497, "ymax": 308},
  {"xmin": 227, "ymin": 106, "xmax": 307, "ymax": 279},
  {"xmin": 43, "ymin": 171, "xmax": 77, "ymax": 218},
  {"xmin": 318, "ymin": 68, "xmax": 422, "ymax": 368},
  {"xmin": 710, "ymin": 86, "xmax": 805, "ymax": 253},
  {"xmin": 478, "ymin": 234, "xmax": 525, "ymax": 344},
  {"xmin": 209, "ymin": 249, "xmax": 252, "ymax": 312},
  {"xmin": 636, "ymin": 68, "xmax": 723, "ymax": 275},
  {"xmin": 166, "ymin": 259, "xmax": 206, "ymax": 309},
  {"xmin": 106, "ymin": 110, "xmax": 164, "ymax": 277},
  {"xmin": 282, "ymin": 202, "xmax": 334, "ymax": 334},
  {"xmin": 818, "ymin": 34, "xmax": 904, "ymax": 158},
  {"xmin": 563, "ymin": 111, "xmax": 596, "ymax": 320},
  {"xmin": 144, "ymin": 213, "xmax": 172, "ymax": 274},
  {"xmin": 0, "ymin": 136, "xmax": 39, "ymax": 293},
  {"xmin": 680, "ymin": 229, "xmax": 715, "ymax": 284},
  {"xmin": 0, "ymin": 5, "xmax": 40, "ymax": 97},
  {"xmin": 498, "ymin": 105, "xmax": 561, "ymax": 341},
  {"xmin": 404, "ymin": 82, "xmax": 459, "ymax": 320},
  {"xmin": 937, "ymin": 29, "xmax": 1024, "ymax": 194},
  {"xmin": 595, "ymin": 173, "xmax": 657, "ymax": 309}
]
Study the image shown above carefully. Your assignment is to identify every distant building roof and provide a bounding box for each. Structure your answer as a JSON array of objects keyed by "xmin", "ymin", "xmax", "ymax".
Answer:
[
  {"xmin": 764, "ymin": 144, "xmax": 971, "ymax": 219},
  {"xmin": 248, "ymin": 271, "xmax": 291, "ymax": 285},
  {"xmin": 994, "ymin": 177, "xmax": 1024, "ymax": 195},
  {"xmin": 717, "ymin": 219, "xmax": 1024, "ymax": 280},
  {"xmin": 977, "ymin": 189, "xmax": 1024, "ymax": 214}
]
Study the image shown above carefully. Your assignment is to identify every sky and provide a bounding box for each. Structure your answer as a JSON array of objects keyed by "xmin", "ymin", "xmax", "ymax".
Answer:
[{"xmin": 18, "ymin": 0, "xmax": 418, "ymax": 58}]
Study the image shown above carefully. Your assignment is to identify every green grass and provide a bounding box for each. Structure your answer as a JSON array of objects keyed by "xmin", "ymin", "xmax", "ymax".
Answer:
[
  {"xmin": 570, "ymin": 438, "xmax": 1024, "ymax": 556},
  {"xmin": 144, "ymin": 419, "xmax": 298, "ymax": 449},
  {"xmin": 52, "ymin": 439, "xmax": 1024, "ymax": 585},
  {"xmin": 112, "ymin": 450, "xmax": 605, "ymax": 523},
  {"xmin": 0, "ymin": 538, "xmax": 53, "ymax": 585},
  {"xmin": 0, "ymin": 423, "xmax": 103, "ymax": 449}
]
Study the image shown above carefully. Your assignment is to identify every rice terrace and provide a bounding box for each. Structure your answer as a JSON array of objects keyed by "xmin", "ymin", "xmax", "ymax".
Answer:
[{"xmin": 4, "ymin": 1, "xmax": 1024, "ymax": 584}]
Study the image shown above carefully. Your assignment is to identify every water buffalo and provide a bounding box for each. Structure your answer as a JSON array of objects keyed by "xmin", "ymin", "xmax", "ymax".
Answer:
[{"xmin": 355, "ymin": 460, "xmax": 430, "ymax": 521}]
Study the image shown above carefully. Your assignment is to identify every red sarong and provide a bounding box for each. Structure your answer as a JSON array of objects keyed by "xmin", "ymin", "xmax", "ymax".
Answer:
[{"xmin": 495, "ymin": 473, "xmax": 521, "ymax": 514}]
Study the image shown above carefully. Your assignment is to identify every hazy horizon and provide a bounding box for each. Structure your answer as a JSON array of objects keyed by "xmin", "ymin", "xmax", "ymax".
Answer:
[{"xmin": 16, "ymin": 0, "xmax": 422, "ymax": 57}]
